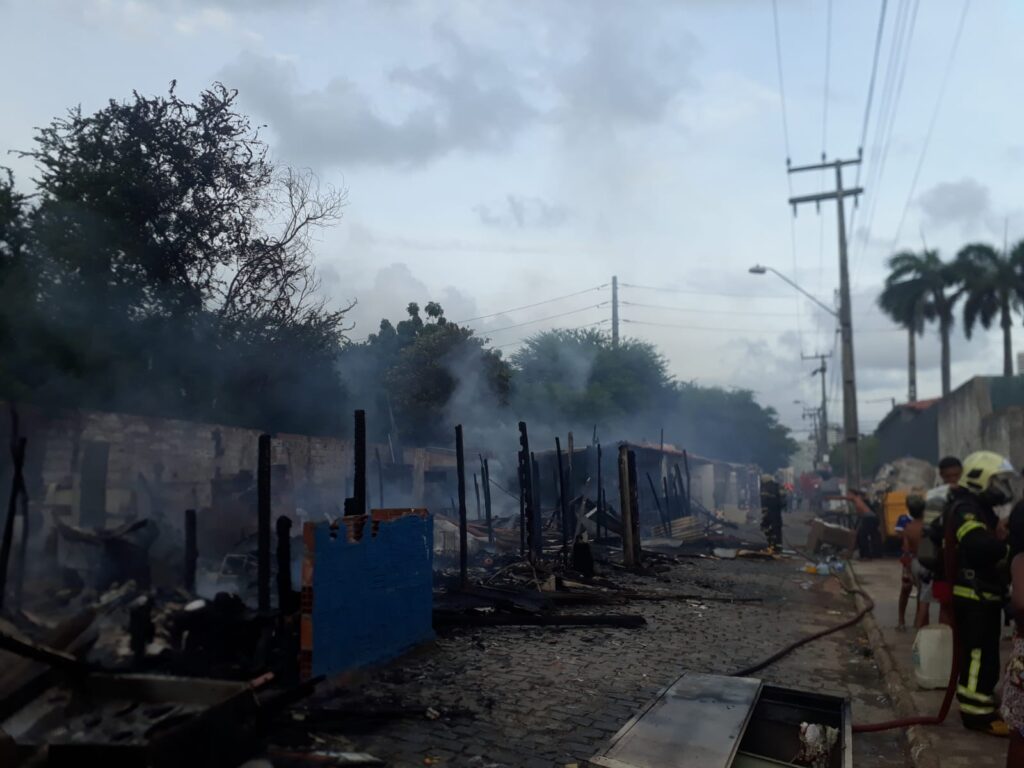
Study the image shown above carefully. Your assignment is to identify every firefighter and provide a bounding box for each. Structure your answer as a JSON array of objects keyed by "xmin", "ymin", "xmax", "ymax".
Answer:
[
  {"xmin": 945, "ymin": 451, "xmax": 1015, "ymax": 736},
  {"xmin": 760, "ymin": 474, "xmax": 784, "ymax": 552}
]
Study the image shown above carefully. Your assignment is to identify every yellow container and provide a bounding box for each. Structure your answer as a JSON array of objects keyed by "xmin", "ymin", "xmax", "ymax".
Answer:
[{"xmin": 882, "ymin": 489, "xmax": 909, "ymax": 539}]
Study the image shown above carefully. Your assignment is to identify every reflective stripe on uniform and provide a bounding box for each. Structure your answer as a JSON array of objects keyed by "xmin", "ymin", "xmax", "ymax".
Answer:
[
  {"xmin": 957, "ymin": 685, "xmax": 995, "ymax": 704},
  {"xmin": 956, "ymin": 519, "xmax": 986, "ymax": 542},
  {"xmin": 968, "ymin": 648, "xmax": 983, "ymax": 696},
  {"xmin": 952, "ymin": 584, "xmax": 1002, "ymax": 601},
  {"xmin": 958, "ymin": 701, "xmax": 996, "ymax": 716}
]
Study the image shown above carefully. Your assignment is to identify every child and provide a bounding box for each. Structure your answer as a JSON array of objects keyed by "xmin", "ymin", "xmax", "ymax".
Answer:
[
  {"xmin": 1001, "ymin": 505, "xmax": 1024, "ymax": 763},
  {"xmin": 898, "ymin": 495, "xmax": 926, "ymax": 631}
]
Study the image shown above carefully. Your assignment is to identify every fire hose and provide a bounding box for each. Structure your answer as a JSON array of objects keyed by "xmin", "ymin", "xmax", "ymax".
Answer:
[{"xmin": 730, "ymin": 519, "xmax": 964, "ymax": 734}]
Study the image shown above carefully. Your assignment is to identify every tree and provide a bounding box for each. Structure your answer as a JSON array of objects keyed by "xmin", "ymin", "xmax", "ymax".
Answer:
[
  {"xmin": 511, "ymin": 329, "xmax": 673, "ymax": 425},
  {"xmin": 878, "ymin": 260, "xmax": 928, "ymax": 402},
  {"xmin": 4, "ymin": 83, "xmax": 350, "ymax": 434},
  {"xmin": 343, "ymin": 303, "xmax": 512, "ymax": 444},
  {"xmin": 511, "ymin": 329, "xmax": 797, "ymax": 470},
  {"xmin": 955, "ymin": 242, "xmax": 1024, "ymax": 377},
  {"xmin": 881, "ymin": 250, "xmax": 963, "ymax": 397}
]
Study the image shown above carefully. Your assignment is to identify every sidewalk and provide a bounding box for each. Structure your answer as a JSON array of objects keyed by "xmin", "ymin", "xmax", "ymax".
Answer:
[{"xmin": 852, "ymin": 558, "xmax": 1011, "ymax": 768}]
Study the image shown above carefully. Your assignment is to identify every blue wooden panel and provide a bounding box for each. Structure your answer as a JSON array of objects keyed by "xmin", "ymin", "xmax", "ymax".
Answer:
[{"xmin": 311, "ymin": 514, "xmax": 434, "ymax": 676}]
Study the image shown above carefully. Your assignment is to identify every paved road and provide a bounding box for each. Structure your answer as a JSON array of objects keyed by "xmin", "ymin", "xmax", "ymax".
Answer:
[
  {"xmin": 854, "ymin": 558, "xmax": 1011, "ymax": 768},
  {"xmin": 284, "ymin": 528, "xmax": 909, "ymax": 767}
]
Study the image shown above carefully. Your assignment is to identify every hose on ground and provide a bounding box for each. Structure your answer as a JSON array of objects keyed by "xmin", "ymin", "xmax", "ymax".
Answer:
[{"xmin": 728, "ymin": 569, "xmax": 960, "ymax": 734}]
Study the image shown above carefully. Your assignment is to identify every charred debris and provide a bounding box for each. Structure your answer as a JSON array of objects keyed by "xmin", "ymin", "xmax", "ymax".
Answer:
[{"xmin": 0, "ymin": 406, "xmax": 763, "ymax": 767}]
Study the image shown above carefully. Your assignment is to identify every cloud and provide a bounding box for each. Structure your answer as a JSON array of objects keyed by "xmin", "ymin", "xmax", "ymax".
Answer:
[
  {"xmin": 917, "ymin": 178, "xmax": 992, "ymax": 234},
  {"xmin": 474, "ymin": 195, "xmax": 571, "ymax": 229},
  {"xmin": 220, "ymin": 23, "xmax": 536, "ymax": 167},
  {"xmin": 551, "ymin": 5, "xmax": 698, "ymax": 129}
]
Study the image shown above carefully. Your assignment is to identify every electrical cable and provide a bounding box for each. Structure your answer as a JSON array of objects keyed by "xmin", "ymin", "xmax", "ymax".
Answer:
[
  {"xmin": 622, "ymin": 319, "xmax": 900, "ymax": 334},
  {"xmin": 847, "ymin": 0, "xmax": 889, "ymax": 243},
  {"xmin": 854, "ymin": 0, "xmax": 921, "ymax": 284},
  {"xmin": 619, "ymin": 283, "xmax": 793, "ymax": 300},
  {"xmin": 455, "ymin": 284, "xmax": 608, "ymax": 324},
  {"xmin": 491, "ymin": 319, "xmax": 609, "ymax": 350},
  {"xmin": 620, "ymin": 301, "xmax": 802, "ymax": 319},
  {"xmin": 479, "ymin": 303, "xmax": 609, "ymax": 334},
  {"xmin": 888, "ymin": 0, "xmax": 970, "ymax": 252}
]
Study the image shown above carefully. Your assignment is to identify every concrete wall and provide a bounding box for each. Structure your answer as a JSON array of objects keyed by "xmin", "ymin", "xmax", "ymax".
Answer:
[
  {"xmin": 981, "ymin": 406, "xmax": 1024, "ymax": 472},
  {"xmin": 937, "ymin": 378, "xmax": 994, "ymax": 461},
  {"xmin": 876, "ymin": 406, "xmax": 939, "ymax": 465},
  {"xmin": 0, "ymin": 403, "xmax": 457, "ymax": 554}
]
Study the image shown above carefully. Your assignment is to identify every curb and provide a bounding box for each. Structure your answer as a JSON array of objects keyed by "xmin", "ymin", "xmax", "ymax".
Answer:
[{"xmin": 845, "ymin": 562, "xmax": 941, "ymax": 768}]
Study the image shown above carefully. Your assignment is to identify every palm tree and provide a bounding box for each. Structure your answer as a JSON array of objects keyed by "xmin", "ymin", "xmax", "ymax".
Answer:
[
  {"xmin": 878, "ymin": 268, "xmax": 927, "ymax": 402},
  {"xmin": 956, "ymin": 241, "xmax": 1024, "ymax": 377},
  {"xmin": 879, "ymin": 250, "xmax": 963, "ymax": 397}
]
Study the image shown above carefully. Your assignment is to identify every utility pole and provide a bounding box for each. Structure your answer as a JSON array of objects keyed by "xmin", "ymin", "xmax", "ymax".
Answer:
[
  {"xmin": 802, "ymin": 407, "xmax": 821, "ymax": 462},
  {"xmin": 611, "ymin": 275, "xmax": 619, "ymax": 346},
  {"xmin": 802, "ymin": 351, "xmax": 831, "ymax": 468},
  {"xmin": 789, "ymin": 156, "xmax": 863, "ymax": 490}
]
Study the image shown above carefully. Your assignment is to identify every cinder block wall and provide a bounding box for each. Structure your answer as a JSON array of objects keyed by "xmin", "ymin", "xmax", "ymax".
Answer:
[{"xmin": 0, "ymin": 403, "xmax": 455, "ymax": 545}]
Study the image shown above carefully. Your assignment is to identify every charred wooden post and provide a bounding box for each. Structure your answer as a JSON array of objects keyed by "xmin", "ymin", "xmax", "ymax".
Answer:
[
  {"xmin": 352, "ymin": 410, "xmax": 367, "ymax": 517},
  {"xmin": 184, "ymin": 508, "xmax": 197, "ymax": 593},
  {"xmin": 375, "ymin": 447, "xmax": 385, "ymax": 510},
  {"xmin": 455, "ymin": 425, "xmax": 468, "ymax": 587},
  {"xmin": 647, "ymin": 472, "xmax": 669, "ymax": 535},
  {"xmin": 257, "ymin": 433, "xmax": 272, "ymax": 613},
  {"xmin": 663, "ymin": 476, "xmax": 672, "ymax": 525},
  {"xmin": 627, "ymin": 450, "xmax": 642, "ymax": 564},
  {"xmin": 517, "ymin": 422, "xmax": 534, "ymax": 559},
  {"xmin": 276, "ymin": 515, "xmax": 293, "ymax": 614},
  {"xmin": 0, "ymin": 428, "xmax": 26, "ymax": 612},
  {"xmin": 481, "ymin": 456, "xmax": 494, "ymax": 545},
  {"xmin": 618, "ymin": 446, "xmax": 636, "ymax": 567},
  {"xmin": 531, "ymin": 453, "xmax": 542, "ymax": 559},
  {"xmin": 682, "ymin": 451, "xmax": 693, "ymax": 517},
  {"xmin": 473, "ymin": 473, "xmax": 482, "ymax": 521},
  {"xmin": 555, "ymin": 437, "xmax": 570, "ymax": 559},
  {"xmin": 596, "ymin": 442, "xmax": 603, "ymax": 541}
]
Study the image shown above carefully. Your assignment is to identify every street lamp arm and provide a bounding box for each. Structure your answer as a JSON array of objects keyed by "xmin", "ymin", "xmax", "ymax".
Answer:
[{"xmin": 749, "ymin": 264, "xmax": 838, "ymax": 318}]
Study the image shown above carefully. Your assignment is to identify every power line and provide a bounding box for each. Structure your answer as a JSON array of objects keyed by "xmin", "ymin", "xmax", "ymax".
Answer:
[
  {"xmin": 619, "ymin": 282, "xmax": 794, "ymax": 300},
  {"xmin": 854, "ymin": 0, "xmax": 921, "ymax": 282},
  {"xmin": 620, "ymin": 300, "xmax": 801, "ymax": 318},
  {"xmin": 888, "ymin": 0, "xmax": 970, "ymax": 252},
  {"xmin": 479, "ymin": 303, "xmax": 609, "ymax": 335},
  {"xmin": 622, "ymin": 318, "xmax": 902, "ymax": 334},
  {"xmin": 455, "ymin": 283, "xmax": 608, "ymax": 324},
  {"xmin": 821, "ymin": 0, "xmax": 834, "ymax": 155},
  {"xmin": 847, "ymin": 0, "xmax": 889, "ymax": 242},
  {"xmin": 491, "ymin": 319, "xmax": 610, "ymax": 350},
  {"xmin": 771, "ymin": 0, "xmax": 792, "ymax": 164}
]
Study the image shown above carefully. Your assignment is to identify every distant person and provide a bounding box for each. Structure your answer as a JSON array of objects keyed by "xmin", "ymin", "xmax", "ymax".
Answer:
[
  {"xmin": 939, "ymin": 455, "xmax": 964, "ymax": 486},
  {"xmin": 897, "ymin": 495, "xmax": 926, "ymax": 630},
  {"xmin": 1001, "ymin": 504, "xmax": 1024, "ymax": 763},
  {"xmin": 760, "ymin": 474, "xmax": 785, "ymax": 552},
  {"xmin": 846, "ymin": 489, "xmax": 883, "ymax": 559}
]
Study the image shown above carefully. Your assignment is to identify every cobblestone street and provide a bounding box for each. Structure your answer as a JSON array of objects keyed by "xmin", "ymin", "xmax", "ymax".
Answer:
[{"xmin": 306, "ymin": 544, "xmax": 910, "ymax": 767}]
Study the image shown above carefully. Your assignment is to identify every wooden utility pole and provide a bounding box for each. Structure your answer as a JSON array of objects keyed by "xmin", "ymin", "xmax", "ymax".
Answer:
[
  {"xmin": 802, "ymin": 351, "xmax": 832, "ymax": 467},
  {"xmin": 611, "ymin": 275, "xmax": 620, "ymax": 346},
  {"xmin": 788, "ymin": 156, "xmax": 863, "ymax": 490}
]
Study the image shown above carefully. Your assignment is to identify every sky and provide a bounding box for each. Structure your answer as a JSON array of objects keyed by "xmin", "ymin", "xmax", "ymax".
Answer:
[{"xmin": 3, "ymin": 0, "xmax": 1023, "ymax": 442}]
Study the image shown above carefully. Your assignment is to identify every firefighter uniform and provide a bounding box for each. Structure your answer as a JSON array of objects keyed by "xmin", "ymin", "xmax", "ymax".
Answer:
[
  {"xmin": 943, "ymin": 452, "xmax": 1015, "ymax": 736},
  {"xmin": 760, "ymin": 475, "xmax": 784, "ymax": 552}
]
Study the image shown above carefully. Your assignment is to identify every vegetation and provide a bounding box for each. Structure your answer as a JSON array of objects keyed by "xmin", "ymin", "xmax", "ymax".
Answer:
[
  {"xmin": 0, "ymin": 83, "xmax": 797, "ymax": 470},
  {"xmin": 878, "ymin": 250, "xmax": 963, "ymax": 397},
  {"xmin": 955, "ymin": 242, "xmax": 1024, "ymax": 377}
]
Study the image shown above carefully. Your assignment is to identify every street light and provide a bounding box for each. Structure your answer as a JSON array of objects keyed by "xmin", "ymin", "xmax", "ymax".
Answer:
[
  {"xmin": 748, "ymin": 264, "xmax": 837, "ymax": 317},
  {"xmin": 749, "ymin": 262, "xmax": 859, "ymax": 488}
]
